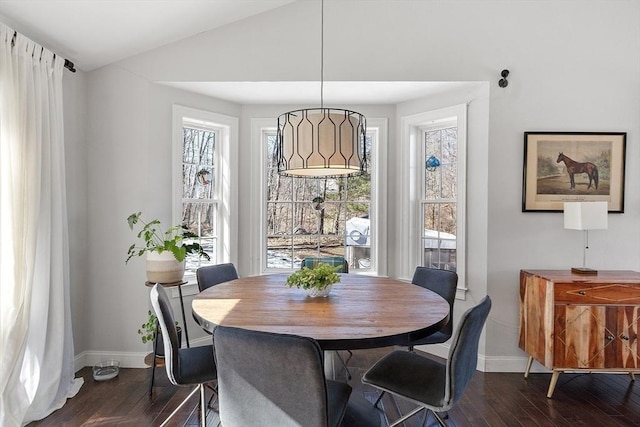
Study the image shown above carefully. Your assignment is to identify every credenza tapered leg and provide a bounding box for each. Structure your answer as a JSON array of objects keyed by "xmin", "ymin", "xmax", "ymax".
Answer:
[
  {"xmin": 547, "ymin": 370, "xmax": 561, "ymax": 398},
  {"xmin": 524, "ymin": 356, "xmax": 534, "ymax": 379}
]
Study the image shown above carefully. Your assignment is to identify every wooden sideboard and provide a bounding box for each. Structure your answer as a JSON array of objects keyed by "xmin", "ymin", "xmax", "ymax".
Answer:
[{"xmin": 519, "ymin": 269, "xmax": 640, "ymax": 398}]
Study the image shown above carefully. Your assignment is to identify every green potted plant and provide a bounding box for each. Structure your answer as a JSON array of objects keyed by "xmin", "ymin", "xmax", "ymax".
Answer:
[
  {"xmin": 126, "ymin": 211, "xmax": 210, "ymax": 283},
  {"xmin": 286, "ymin": 262, "xmax": 341, "ymax": 297},
  {"xmin": 138, "ymin": 310, "xmax": 181, "ymax": 358}
]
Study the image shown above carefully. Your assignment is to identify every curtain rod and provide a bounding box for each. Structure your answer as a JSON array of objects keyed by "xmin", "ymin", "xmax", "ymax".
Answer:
[
  {"xmin": 63, "ymin": 59, "xmax": 76, "ymax": 73},
  {"xmin": 10, "ymin": 30, "xmax": 76, "ymax": 73}
]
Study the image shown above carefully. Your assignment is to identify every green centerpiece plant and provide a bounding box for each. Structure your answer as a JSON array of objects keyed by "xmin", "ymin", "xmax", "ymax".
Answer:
[{"xmin": 286, "ymin": 262, "xmax": 341, "ymax": 297}]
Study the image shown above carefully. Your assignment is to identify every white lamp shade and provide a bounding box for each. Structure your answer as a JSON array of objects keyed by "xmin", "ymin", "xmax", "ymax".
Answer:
[{"xmin": 564, "ymin": 201, "xmax": 608, "ymax": 230}]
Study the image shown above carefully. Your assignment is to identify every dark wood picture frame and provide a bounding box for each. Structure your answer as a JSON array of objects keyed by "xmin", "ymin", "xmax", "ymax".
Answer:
[{"xmin": 522, "ymin": 132, "xmax": 626, "ymax": 212}]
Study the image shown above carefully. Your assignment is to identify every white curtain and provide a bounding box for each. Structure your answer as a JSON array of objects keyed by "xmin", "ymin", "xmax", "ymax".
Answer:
[{"xmin": 0, "ymin": 24, "xmax": 82, "ymax": 426}]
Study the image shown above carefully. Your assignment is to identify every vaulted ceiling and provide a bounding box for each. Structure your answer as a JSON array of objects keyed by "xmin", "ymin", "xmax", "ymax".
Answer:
[{"xmin": 0, "ymin": 0, "xmax": 476, "ymax": 104}]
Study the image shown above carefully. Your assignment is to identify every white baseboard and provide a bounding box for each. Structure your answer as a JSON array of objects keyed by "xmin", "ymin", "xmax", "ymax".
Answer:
[
  {"xmin": 74, "ymin": 351, "xmax": 149, "ymax": 371},
  {"xmin": 73, "ymin": 336, "xmax": 213, "ymax": 372},
  {"xmin": 413, "ymin": 343, "xmax": 552, "ymax": 373}
]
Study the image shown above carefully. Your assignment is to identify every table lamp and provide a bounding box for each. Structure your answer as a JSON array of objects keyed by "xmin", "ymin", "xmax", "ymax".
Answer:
[{"xmin": 563, "ymin": 201, "xmax": 608, "ymax": 275}]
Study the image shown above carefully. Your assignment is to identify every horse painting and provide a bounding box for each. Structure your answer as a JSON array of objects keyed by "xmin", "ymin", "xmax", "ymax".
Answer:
[{"xmin": 556, "ymin": 152, "xmax": 599, "ymax": 190}]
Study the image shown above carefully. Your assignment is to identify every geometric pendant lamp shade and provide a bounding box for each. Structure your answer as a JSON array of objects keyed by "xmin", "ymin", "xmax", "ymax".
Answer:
[{"xmin": 276, "ymin": 107, "xmax": 367, "ymax": 178}]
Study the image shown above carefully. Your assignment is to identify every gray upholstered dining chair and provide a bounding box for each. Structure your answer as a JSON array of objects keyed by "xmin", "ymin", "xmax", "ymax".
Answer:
[
  {"xmin": 301, "ymin": 256, "xmax": 352, "ymax": 379},
  {"xmin": 213, "ymin": 325, "xmax": 352, "ymax": 427},
  {"xmin": 362, "ymin": 296, "xmax": 492, "ymax": 427},
  {"xmin": 150, "ymin": 284, "xmax": 217, "ymax": 427},
  {"xmin": 196, "ymin": 262, "xmax": 239, "ymax": 292},
  {"xmin": 301, "ymin": 256, "xmax": 349, "ymax": 273},
  {"xmin": 407, "ymin": 266, "xmax": 458, "ymax": 351}
]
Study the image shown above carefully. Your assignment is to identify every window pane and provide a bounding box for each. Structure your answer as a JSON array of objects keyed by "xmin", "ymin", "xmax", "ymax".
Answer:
[
  {"xmin": 422, "ymin": 203, "xmax": 456, "ymax": 271},
  {"xmin": 267, "ymin": 202, "xmax": 293, "ymax": 235},
  {"xmin": 293, "ymin": 236, "xmax": 321, "ymax": 266},
  {"xmin": 293, "ymin": 179, "xmax": 320, "ymax": 202},
  {"xmin": 318, "ymin": 203, "xmax": 343, "ymax": 235},
  {"xmin": 423, "ymin": 203, "xmax": 456, "ymax": 235},
  {"xmin": 292, "ymin": 202, "xmax": 319, "ymax": 235},
  {"xmin": 439, "ymin": 164, "xmax": 457, "ymax": 199},
  {"xmin": 267, "ymin": 173, "xmax": 291, "ymax": 202},
  {"xmin": 422, "ymin": 123, "xmax": 458, "ymax": 272},
  {"xmin": 183, "ymin": 165, "xmax": 215, "ymax": 199},
  {"xmin": 182, "ymin": 202, "xmax": 217, "ymax": 238},
  {"xmin": 183, "ymin": 127, "xmax": 215, "ymax": 164},
  {"xmin": 440, "ymin": 128, "xmax": 457, "ymax": 163},
  {"xmin": 267, "ymin": 236, "xmax": 294, "ymax": 269},
  {"xmin": 265, "ymin": 129, "xmax": 374, "ymax": 271},
  {"xmin": 181, "ymin": 202, "xmax": 218, "ymax": 271},
  {"xmin": 318, "ymin": 236, "xmax": 345, "ymax": 256},
  {"xmin": 181, "ymin": 123, "xmax": 218, "ymax": 275},
  {"xmin": 425, "ymin": 168, "xmax": 441, "ymax": 199}
]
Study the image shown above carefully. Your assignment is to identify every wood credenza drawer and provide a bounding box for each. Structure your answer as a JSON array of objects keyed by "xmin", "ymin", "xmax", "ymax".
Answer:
[{"xmin": 554, "ymin": 282, "xmax": 640, "ymax": 305}]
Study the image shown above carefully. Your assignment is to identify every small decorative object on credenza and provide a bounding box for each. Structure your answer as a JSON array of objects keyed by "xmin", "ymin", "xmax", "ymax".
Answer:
[{"xmin": 563, "ymin": 201, "xmax": 608, "ymax": 275}]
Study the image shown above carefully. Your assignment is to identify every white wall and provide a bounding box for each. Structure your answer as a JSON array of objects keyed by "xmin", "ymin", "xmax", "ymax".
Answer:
[
  {"xmin": 81, "ymin": 66, "xmax": 242, "ymax": 366},
  {"xmin": 60, "ymin": 0, "xmax": 640, "ymax": 369},
  {"xmin": 63, "ymin": 70, "xmax": 90, "ymax": 356}
]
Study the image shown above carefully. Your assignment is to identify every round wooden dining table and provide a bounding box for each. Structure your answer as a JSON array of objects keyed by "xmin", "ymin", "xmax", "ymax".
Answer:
[{"xmin": 191, "ymin": 273, "xmax": 450, "ymax": 351}]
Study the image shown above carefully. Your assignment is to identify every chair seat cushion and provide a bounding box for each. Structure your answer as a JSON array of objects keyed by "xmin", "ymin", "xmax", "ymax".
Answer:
[
  {"xmin": 177, "ymin": 344, "xmax": 217, "ymax": 385},
  {"xmin": 326, "ymin": 380, "xmax": 352, "ymax": 427},
  {"xmin": 362, "ymin": 350, "xmax": 447, "ymax": 410}
]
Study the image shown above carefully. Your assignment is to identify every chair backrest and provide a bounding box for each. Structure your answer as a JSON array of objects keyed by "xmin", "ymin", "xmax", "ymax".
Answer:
[
  {"xmin": 411, "ymin": 266, "xmax": 458, "ymax": 337},
  {"xmin": 214, "ymin": 325, "xmax": 335, "ymax": 427},
  {"xmin": 196, "ymin": 262, "xmax": 238, "ymax": 292},
  {"xmin": 444, "ymin": 295, "xmax": 491, "ymax": 409},
  {"xmin": 149, "ymin": 284, "xmax": 181, "ymax": 385},
  {"xmin": 302, "ymin": 256, "xmax": 349, "ymax": 273}
]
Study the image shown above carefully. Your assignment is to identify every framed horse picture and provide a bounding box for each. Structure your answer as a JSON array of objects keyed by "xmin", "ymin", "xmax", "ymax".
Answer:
[{"xmin": 522, "ymin": 132, "xmax": 626, "ymax": 212}]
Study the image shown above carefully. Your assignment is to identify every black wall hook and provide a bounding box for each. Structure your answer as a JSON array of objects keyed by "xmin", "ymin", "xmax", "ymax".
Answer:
[{"xmin": 498, "ymin": 69, "xmax": 509, "ymax": 88}]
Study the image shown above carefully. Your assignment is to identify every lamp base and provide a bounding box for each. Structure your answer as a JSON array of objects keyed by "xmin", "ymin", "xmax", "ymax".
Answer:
[{"xmin": 571, "ymin": 267, "xmax": 598, "ymax": 275}]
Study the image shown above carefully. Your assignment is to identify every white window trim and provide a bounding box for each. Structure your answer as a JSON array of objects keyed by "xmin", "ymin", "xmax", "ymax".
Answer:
[
  {"xmin": 400, "ymin": 104, "xmax": 467, "ymax": 299},
  {"xmin": 250, "ymin": 117, "xmax": 388, "ymax": 276},
  {"xmin": 172, "ymin": 104, "xmax": 238, "ymax": 284}
]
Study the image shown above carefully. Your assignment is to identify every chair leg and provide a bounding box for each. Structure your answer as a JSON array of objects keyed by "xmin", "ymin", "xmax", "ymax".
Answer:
[
  {"xmin": 335, "ymin": 351, "xmax": 352, "ymax": 380},
  {"xmin": 432, "ymin": 410, "xmax": 448, "ymax": 427},
  {"xmin": 344, "ymin": 349, "xmax": 353, "ymax": 365},
  {"xmin": 388, "ymin": 406, "xmax": 426, "ymax": 427},
  {"xmin": 373, "ymin": 391, "xmax": 386, "ymax": 408},
  {"xmin": 206, "ymin": 383, "xmax": 218, "ymax": 411},
  {"xmin": 199, "ymin": 384, "xmax": 206, "ymax": 427},
  {"xmin": 160, "ymin": 386, "xmax": 200, "ymax": 427},
  {"xmin": 420, "ymin": 409, "xmax": 428, "ymax": 426}
]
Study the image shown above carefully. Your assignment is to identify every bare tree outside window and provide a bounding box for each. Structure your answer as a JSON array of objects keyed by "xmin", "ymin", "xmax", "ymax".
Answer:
[
  {"xmin": 265, "ymin": 133, "xmax": 373, "ymax": 270},
  {"xmin": 181, "ymin": 124, "xmax": 218, "ymax": 273},
  {"xmin": 422, "ymin": 126, "xmax": 458, "ymax": 271}
]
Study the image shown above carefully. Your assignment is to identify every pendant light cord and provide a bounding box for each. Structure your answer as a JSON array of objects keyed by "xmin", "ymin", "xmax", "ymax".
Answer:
[{"xmin": 320, "ymin": 0, "xmax": 324, "ymax": 109}]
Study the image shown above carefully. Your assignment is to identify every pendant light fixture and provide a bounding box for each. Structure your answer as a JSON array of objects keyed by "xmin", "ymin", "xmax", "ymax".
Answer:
[{"xmin": 276, "ymin": 0, "xmax": 367, "ymax": 178}]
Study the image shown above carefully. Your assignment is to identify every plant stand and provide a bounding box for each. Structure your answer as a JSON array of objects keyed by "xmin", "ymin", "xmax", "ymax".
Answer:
[{"xmin": 145, "ymin": 280, "xmax": 189, "ymax": 396}]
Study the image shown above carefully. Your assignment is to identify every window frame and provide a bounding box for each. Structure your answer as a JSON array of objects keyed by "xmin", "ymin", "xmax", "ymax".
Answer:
[
  {"xmin": 401, "ymin": 104, "xmax": 467, "ymax": 298},
  {"xmin": 252, "ymin": 117, "xmax": 387, "ymax": 276},
  {"xmin": 172, "ymin": 105, "xmax": 238, "ymax": 283}
]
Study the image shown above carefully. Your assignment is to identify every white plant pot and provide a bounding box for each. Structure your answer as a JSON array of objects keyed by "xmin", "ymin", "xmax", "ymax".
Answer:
[{"xmin": 146, "ymin": 251, "xmax": 185, "ymax": 284}]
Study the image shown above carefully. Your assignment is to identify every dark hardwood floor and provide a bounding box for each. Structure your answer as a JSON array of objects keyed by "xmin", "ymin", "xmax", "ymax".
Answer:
[{"xmin": 29, "ymin": 347, "xmax": 640, "ymax": 426}]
